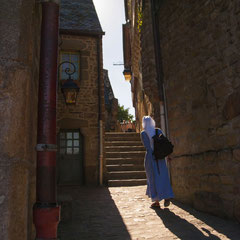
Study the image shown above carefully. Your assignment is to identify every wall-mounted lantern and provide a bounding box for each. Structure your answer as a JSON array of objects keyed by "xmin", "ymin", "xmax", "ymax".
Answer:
[
  {"xmin": 58, "ymin": 61, "xmax": 80, "ymax": 104},
  {"xmin": 123, "ymin": 68, "xmax": 132, "ymax": 82}
]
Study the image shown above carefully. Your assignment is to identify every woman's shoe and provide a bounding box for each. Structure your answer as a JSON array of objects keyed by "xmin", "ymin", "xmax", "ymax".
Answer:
[
  {"xmin": 164, "ymin": 199, "xmax": 170, "ymax": 207},
  {"xmin": 151, "ymin": 201, "xmax": 160, "ymax": 208}
]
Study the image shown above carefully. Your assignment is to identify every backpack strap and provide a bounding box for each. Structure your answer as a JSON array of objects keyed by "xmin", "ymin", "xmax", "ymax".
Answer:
[{"xmin": 154, "ymin": 128, "xmax": 160, "ymax": 175}]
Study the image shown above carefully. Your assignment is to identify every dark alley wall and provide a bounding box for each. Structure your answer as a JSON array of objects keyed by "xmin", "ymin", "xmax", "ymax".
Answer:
[
  {"xmin": 0, "ymin": 0, "xmax": 41, "ymax": 239},
  {"xmin": 156, "ymin": 0, "xmax": 240, "ymax": 221}
]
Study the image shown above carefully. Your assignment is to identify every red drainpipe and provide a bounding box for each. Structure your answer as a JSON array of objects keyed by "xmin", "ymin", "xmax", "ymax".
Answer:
[{"xmin": 33, "ymin": 1, "xmax": 60, "ymax": 239}]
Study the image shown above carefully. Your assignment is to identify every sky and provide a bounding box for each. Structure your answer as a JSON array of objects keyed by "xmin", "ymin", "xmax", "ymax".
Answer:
[{"xmin": 92, "ymin": 0, "xmax": 135, "ymax": 118}]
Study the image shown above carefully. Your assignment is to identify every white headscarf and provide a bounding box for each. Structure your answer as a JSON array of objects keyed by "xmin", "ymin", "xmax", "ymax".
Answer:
[{"xmin": 142, "ymin": 116, "xmax": 156, "ymax": 150}]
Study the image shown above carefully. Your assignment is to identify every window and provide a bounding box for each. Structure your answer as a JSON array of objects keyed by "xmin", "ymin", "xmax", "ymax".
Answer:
[
  {"xmin": 60, "ymin": 51, "xmax": 80, "ymax": 81},
  {"xmin": 59, "ymin": 130, "xmax": 81, "ymax": 155}
]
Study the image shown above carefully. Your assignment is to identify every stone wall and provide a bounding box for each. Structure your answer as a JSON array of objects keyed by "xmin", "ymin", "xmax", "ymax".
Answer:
[
  {"xmin": 57, "ymin": 34, "xmax": 105, "ymax": 185},
  {"xmin": 126, "ymin": 0, "xmax": 162, "ymax": 130},
  {"xmin": 104, "ymin": 69, "xmax": 119, "ymax": 132},
  {"xmin": 156, "ymin": 0, "xmax": 240, "ymax": 221},
  {"xmin": 0, "ymin": 0, "xmax": 41, "ymax": 239},
  {"xmin": 140, "ymin": 0, "xmax": 161, "ymax": 126}
]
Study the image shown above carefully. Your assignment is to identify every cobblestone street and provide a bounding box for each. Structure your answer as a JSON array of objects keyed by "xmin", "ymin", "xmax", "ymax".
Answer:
[{"xmin": 57, "ymin": 186, "xmax": 240, "ymax": 240}]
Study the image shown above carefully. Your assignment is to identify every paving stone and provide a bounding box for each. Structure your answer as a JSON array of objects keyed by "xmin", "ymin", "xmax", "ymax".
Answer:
[{"xmin": 58, "ymin": 186, "xmax": 240, "ymax": 240}]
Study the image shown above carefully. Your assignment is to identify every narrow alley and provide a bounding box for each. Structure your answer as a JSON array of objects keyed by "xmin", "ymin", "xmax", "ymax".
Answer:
[
  {"xmin": 57, "ymin": 186, "xmax": 240, "ymax": 240},
  {"xmin": 1, "ymin": 0, "xmax": 240, "ymax": 239}
]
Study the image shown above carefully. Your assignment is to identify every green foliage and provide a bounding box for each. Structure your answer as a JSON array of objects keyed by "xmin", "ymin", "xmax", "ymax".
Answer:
[
  {"xmin": 137, "ymin": 4, "xmax": 143, "ymax": 33},
  {"xmin": 117, "ymin": 104, "xmax": 134, "ymax": 122}
]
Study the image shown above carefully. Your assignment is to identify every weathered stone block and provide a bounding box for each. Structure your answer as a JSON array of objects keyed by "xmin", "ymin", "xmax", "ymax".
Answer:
[
  {"xmin": 216, "ymin": 124, "xmax": 231, "ymax": 136},
  {"xmin": 61, "ymin": 36, "xmax": 87, "ymax": 50},
  {"xmin": 221, "ymin": 185, "xmax": 235, "ymax": 194},
  {"xmin": 234, "ymin": 199, "xmax": 240, "ymax": 222},
  {"xmin": 216, "ymin": 160, "xmax": 239, "ymax": 176},
  {"xmin": 233, "ymin": 149, "xmax": 240, "ymax": 162},
  {"xmin": 8, "ymin": 164, "xmax": 30, "ymax": 240},
  {"xmin": 81, "ymin": 50, "xmax": 90, "ymax": 56},
  {"xmin": 193, "ymin": 191, "xmax": 224, "ymax": 217},
  {"xmin": 208, "ymin": 135, "xmax": 226, "ymax": 150},
  {"xmin": 81, "ymin": 57, "xmax": 89, "ymax": 69},
  {"xmin": 232, "ymin": 77, "xmax": 240, "ymax": 89},
  {"xmin": 225, "ymin": 132, "xmax": 239, "ymax": 147},
  {"xmin": 0, "ymin": 163, "xmax": 32, "ymax": 240},
  {"xmin": 223, "ymin": 90, "xmax": 240, "ymax": 120},
  {"xmin": 222, "ymin": 199, "xmax": 234, "ymax": 218},
  {"xmin": 220, "ymin": 176, "xmax": 235, "ymax": 185},
  {"xmin": 208, "ymin": 175, "xmax": 220, "ymax": 184},
  {"xmin": 58, "ymin": 118, "xmax": 89, "ymax": 128},
  {"xmin": 187, "ymin": 176, "xmax": 200, "ymax": 188},
  {"xmin": 81, "ymin": 70, "xmax": 89, "ymax": 81},
  {"xmin": 217, "ymin": 149, "xmax": 232, "ymax": 162}
]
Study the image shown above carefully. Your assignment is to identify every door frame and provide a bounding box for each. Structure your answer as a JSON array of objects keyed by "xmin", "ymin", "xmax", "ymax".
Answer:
[{"xmin": 57, "ymin": 128, "xmax": 85, "ymax": 185}]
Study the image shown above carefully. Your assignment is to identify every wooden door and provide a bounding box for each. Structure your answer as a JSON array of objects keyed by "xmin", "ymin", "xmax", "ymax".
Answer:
[{"xmin": 57, "ymin": 129, "xmax": 83, "ymax": 185}]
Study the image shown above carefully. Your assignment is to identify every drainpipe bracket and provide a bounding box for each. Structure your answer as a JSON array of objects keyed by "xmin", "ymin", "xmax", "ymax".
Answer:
[
  {"xmin": 36, "ymin": 238, "xmax": 60, "ymax": 240},
  {"xmin": 36, "ymin": 144, "xmax": 58, "ymax": 152}
]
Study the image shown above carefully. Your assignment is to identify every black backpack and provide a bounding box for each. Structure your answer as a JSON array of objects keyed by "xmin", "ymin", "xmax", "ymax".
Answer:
[{"xmin": 152, "ymin": 129, "xmax": 174, "ymax": 160}]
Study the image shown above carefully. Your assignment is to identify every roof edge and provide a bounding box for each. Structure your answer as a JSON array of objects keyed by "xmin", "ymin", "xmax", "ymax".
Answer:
[{"xmin": 60, "ymin": 29, "xmax": 105, "ymax": 37}]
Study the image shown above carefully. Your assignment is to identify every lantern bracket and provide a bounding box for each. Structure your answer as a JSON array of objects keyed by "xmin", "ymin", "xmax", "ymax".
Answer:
[{"xmin": 58, "ymin": 61, "xmax": 76, "ymax": 80}]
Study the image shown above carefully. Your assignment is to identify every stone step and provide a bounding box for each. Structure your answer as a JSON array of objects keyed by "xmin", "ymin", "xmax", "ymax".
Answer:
[
  {"xmin": 105, "ymin": 136, "xmax": 141, "ymax": 142},
  {"xmin": 105, "ymin": 132, "xmax": 146, "ymax": 187},
  {"xmin": 105, "ymin": 141, "xmax": 143, "ymax": 146},
  {"xmin": 106, "ymin": 164, "xmax": 145, "ymax": 172},
  {"xmin": 105, "ymin": 146, "xmax": 145, "ymax": 152},
  {"xmin": 105, "ymin": 132, "xmax": 140, "ymax": 140},
  {"xmin": 106, "ymin": 157, "xmax": 144, "ymax": 165},
  {"xmin": 105, "ymin": 132, "xmax": 140, "ymax": 137},
  {"xmin": 108, "ymin": 171, "xmax": 146, "ymax": 180},
  {"xmin": 108, "ymin": 179, "xmax": 147, "ymax": 187},
  {"xmin": 106, "ymin": 151, "xmax": 145, "ymax": 158}
]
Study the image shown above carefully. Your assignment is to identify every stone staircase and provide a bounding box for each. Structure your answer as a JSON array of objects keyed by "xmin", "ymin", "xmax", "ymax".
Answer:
[{"xmin": 105, "ymin": 132, "xmax": 147, "ymax": 187}]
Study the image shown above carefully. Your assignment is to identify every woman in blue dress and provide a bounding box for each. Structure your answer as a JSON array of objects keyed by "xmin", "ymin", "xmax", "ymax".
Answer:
[{"xmin": 140, "ymin": 116, "xmax": 174, "ymax": 208}]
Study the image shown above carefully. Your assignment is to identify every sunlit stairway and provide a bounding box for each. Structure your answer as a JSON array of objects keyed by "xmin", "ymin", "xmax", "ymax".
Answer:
[{"xmin": 105, "ymin": 132, "xmax": 147, "ymax": 187}]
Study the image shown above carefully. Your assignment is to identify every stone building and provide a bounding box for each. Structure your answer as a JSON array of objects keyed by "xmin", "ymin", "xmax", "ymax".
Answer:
[
  {"xmin": 123, "ymin": 1, "xmax": 162, "ymax": 132},
  {"xmin": 0, "ymin": 0, "xmax": 105, "ymax": 239},
  {"xmin": 124, "ymin": 0, "xmax": 240, "ymax": 222},
  {"xmin": 57, "ymin": 0, "xmax": 105, "ymax": 186},
  {"xmin": 0, "ymin": 1, "xmax": 41, "ymax": 239},
  {"xmin": 104, "ymin": 69, "xmax": 119, "ymax": 132}
]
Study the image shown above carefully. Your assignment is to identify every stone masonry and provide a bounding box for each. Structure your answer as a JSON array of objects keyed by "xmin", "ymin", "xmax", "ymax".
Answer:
[
  {"xmin": 0, "ymin": 0, "xmax": 105, "ymax": 239},
  {"xmin": 104, "ymin": 69, "xmax": 118, "ymax": 132},
  {"xmin": 156, "ymin": 0, "xmax": 240, "ymax": 222},
  {"xmin": 0, "ymin": 0, "xmax": 41, "ymax": 239},
  {"xmin": 57, "ymin": 34, "xmax": 105, "ymax": 185},
  {"xmin": 140, "ymin": 0, "xmax": 162, "ymax": 125},
  {"xmin": 125, "ymin": 0, "xmax": 162, "ymax": 130},
  {"xmin": 126, "ymin": 0, "xmax": 240, "ymax": 222}
]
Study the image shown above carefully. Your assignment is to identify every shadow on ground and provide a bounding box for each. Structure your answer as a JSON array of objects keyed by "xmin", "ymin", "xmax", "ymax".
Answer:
[
  {"xmin": 171, "ymin": 201, "xmax": 240, "ymax": 240},
  {"xmin": 154, "ymin": 207, "xmax": 221, "ymax": 240},
  {"xmin": 153, "ymin": 201, "xmax": 240, "ymax": 240},
  {"xmin": 57, "ymin": 186, "xmax": 131, "ymax": 240}
]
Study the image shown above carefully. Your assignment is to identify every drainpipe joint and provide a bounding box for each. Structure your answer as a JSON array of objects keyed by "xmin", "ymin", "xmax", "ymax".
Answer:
[{"xmin": 37, "ymin": 0, "xmax": 60, "ymax": 5}]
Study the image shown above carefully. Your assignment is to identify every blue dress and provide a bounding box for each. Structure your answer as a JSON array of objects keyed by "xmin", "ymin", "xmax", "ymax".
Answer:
[{"xmin": 141, "ymin": 129, "xmax": 174, "ymax": 201}]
